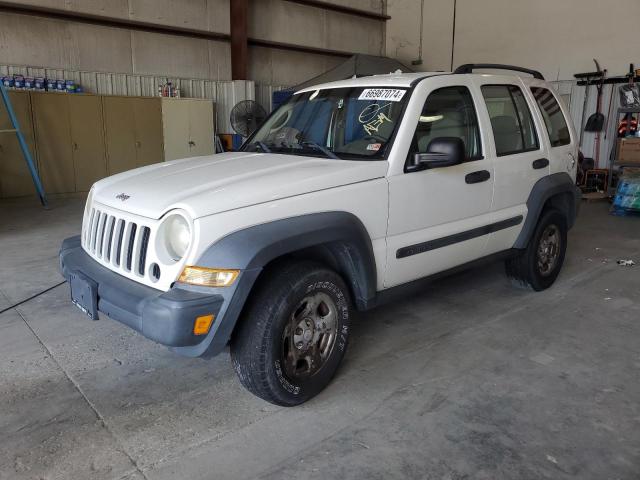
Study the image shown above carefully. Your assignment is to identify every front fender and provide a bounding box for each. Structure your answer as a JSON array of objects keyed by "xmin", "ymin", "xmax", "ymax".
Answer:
[{"xmin": 174, "ymin": 212, "xmax": 377, "ymax": 357}]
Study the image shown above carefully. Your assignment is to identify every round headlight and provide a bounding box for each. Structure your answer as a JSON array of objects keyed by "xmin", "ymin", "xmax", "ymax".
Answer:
[{"xmin": 164, "ymin": 214, "xmax": 191, "ymax": 261}]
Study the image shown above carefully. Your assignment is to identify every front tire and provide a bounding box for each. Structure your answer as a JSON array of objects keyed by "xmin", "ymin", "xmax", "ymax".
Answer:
[
  {"xmin": 506, "ymin": 208, "xmax": 568, "ymax": 291},
  {"xmin": 230, "ymin": 261, "xmax": 351, "ymax": 406}
]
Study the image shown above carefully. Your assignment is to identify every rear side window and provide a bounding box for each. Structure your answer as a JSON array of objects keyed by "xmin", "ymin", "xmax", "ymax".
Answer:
[
  {"xmin": 481, "ymin": 85, "xmax": 539, "ymax": 156},
  {"xmin": 531, "ymin": 87, "xmax": 571, "ymax": 147}
]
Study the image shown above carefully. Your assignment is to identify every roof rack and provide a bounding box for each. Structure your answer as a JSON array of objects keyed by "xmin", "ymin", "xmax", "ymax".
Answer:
[{"xmin": 454, "ymin": 64, "xmax": 545, "ymax": 80}]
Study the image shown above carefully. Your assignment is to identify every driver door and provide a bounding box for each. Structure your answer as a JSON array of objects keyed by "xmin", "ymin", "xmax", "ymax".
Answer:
[{"xmin": 384, "ymin": 77, "xmax": 495, "ymax": 288}]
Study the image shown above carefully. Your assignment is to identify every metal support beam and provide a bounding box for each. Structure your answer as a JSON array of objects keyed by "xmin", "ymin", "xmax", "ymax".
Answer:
[
  {"xmin": 283, "ymin": 0, "xmax": 390, "ymax": 21},
  {"xmin": 230, "ymin": 0, "xmax": 249, "ymax": 80}
]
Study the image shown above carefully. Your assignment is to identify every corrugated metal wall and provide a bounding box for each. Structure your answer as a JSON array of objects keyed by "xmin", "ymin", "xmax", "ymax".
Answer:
[{"xmin": 0, "ymin": 64, "xmax": 288, "ymax": 135}]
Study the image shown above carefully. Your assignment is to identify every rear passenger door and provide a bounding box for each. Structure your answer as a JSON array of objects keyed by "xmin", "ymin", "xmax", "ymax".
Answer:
[
  {"xmin": 529, "ymin": 84, "xmax": 578, "ymax": 177},
  {"xmin": 473, "ymin": 77, "xmax": 550, "ymax": 254}
]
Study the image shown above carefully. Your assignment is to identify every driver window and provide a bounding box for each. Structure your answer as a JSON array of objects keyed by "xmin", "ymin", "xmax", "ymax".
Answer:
[{"xmin": 411, "ymin": 86, "xmax": 482, "ymax": 160}]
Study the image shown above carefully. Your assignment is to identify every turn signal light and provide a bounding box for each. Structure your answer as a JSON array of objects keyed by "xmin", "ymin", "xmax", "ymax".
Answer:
[
  {"xmin": 178, "ymin": 266, "xmax": 240, "ymax": 287},
  {"xmin": 193, "ymin": 314, "xmax": 214, "ymax": 335}
]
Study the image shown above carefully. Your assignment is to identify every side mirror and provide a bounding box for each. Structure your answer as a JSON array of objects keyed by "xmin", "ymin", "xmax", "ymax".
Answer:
[{"xmin": 407, "ymin": 137, "xmax": 465, "ymax": 172}]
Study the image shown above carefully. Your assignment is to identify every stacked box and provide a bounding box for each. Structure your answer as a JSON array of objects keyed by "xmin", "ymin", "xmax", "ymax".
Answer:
[{"xmin": 612, "ymin": 173, "xmax": 640, "ymax": 215}]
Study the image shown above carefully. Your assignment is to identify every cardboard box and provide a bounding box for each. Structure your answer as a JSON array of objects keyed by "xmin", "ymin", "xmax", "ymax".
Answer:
[{"xmin": 616, "ymin": 138, "xmax": 640, "ymax": 165}]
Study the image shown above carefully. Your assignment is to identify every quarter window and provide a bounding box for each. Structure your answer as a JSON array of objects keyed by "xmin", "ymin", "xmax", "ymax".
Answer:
[
  {"xmin": 531, "ymin": 87, "xmax": 571, "ymax": 147},
  {"xmin": 481, "ymin": 85, "xmax": 539, "ymax": 156},
  {"xmin": 410, "ymin": 86, "xmax": 482, "ymax": 160}
]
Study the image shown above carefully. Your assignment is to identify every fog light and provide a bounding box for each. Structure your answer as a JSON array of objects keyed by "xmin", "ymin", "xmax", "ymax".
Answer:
[
  {"xmin": 178, "ymin": 266, "xmax": 239, "ymax": 287},
  {"xmin": 193, "ymin": 314, "xmax": 214, "ymax": 335}
]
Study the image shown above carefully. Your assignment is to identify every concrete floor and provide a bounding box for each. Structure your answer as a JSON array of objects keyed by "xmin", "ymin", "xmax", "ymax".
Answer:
[{"xmin": 1, "ymin": 196, "xmax": 639, "ymax": 480}]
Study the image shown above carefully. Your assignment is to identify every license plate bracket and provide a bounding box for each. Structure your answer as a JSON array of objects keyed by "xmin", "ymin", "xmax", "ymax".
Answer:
[{"xmin": 69, "ymin": 272, "xmax": 99, "ymax": 320}]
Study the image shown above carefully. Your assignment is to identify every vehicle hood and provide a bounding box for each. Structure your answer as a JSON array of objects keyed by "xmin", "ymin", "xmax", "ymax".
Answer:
[{"xmin": 92, "ymin": 152, "xmax": 388, "ymax": 219}]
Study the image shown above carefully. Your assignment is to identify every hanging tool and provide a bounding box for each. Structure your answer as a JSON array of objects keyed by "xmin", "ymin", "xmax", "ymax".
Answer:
[
  {"xmin": 574, "ymin": 59, "xmax": 605, "ymax": 146},
  {"xmin": 585, "ymin": 62, "xmax": 606, "ymax": 167},
  {"xmin": 585, "ymin": 60, "xmax": 606, "ymax": 132},
  {"xmin": 0, "ymin": 83, "xmax": 47, "ymax": 207}
]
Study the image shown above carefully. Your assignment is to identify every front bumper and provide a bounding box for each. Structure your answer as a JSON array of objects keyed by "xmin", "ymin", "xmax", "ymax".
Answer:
[{"xmin": 59, "ymin": 236, "xmax": 225, "ymax": 354}]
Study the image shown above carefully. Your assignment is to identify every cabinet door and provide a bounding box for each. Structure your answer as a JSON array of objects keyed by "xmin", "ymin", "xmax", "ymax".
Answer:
[
  {"xmin": 188, "ymin": 100, "xmax": 215, "ymax": 157},
  {"xmin": 0, "ymin": 91, "xmax": 37, "ymax": 197},
  {"xmin": 103, "ymin": 97, "xmax": 137, "ymax": 175},
  {"xmin": 161, "ymin": 98, "xmax": 190, "ymax": 161},
  {"xmin": 69, "ymin": 95, "xmax": 107, "ymax": 191},
  {"xmin": 32, "ymin": 93, "xmax": 74, "ymax": 194},
  {"xmin": 133, "ymin": 98, "xmax": 164, "ymax": 167}
]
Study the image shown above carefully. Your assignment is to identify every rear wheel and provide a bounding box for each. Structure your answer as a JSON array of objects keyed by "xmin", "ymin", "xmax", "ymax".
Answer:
[
  {"xmin": 506, "ymin": 209, "xmax": 567, "ymax": 291},
  {"xmin": 230, "ymin": 261, "xmax": 351, "ymax": 406}
]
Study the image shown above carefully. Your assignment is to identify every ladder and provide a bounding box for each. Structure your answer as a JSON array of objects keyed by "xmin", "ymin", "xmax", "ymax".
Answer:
[{"xmin": 0, "ymin": 84, "xmax": 47, "ymax": 206}]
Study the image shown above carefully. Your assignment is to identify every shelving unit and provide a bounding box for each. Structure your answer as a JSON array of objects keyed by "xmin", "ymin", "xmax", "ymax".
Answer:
[{"xmin": 607, "ymin": 106, "xmax": 640, "ymax": 195}]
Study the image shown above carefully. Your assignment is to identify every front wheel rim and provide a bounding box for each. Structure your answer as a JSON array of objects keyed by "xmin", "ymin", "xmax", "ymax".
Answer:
[
  {"xmin": 537, "ymin": 224, "xmax": 561, "ymax": 277},
  {"xmin": 281, "ymin": 292, "xmax": 338, "ymax": 380}
]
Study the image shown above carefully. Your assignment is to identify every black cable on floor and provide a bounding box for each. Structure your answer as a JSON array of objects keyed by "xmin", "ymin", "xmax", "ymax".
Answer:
[{"xmin": 0, "ymin": 281, "xmax": 66, "ymax": 315}]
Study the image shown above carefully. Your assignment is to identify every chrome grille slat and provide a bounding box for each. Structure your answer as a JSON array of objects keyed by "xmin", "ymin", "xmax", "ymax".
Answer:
[
  {"xmin": 104, "ymin": 216, "xmax": 116, "ymax": 261},
  {"xmin": 86, "ymin": 208, "xmax": 96, "ymax": 245},
  {"xmin": 114, "ymin": 219, "xmax": 125, "ymax": 266},
  {"xmin": 138, "ymin": 227, "xmax": 151, "ymax": 276},
  {"xmin": 131, "ymin": 224, "xmax": 144, "ymax": 276},
  {"xmin": 126, "ymin": 223, "xmax": 138, "ymax": 272},
  {"xmin": 91, "ymin": 212, "xmax": 102, "ymax": 252},
  {"xmin": 96, "ymin": 213, "xmax": 108, "ymax": 257}
]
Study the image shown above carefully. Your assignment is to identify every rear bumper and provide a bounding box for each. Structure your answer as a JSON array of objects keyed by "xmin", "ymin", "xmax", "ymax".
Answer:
[{"xmin": 59, "ymin": 236, "xmax": 225, "ymax": 354}]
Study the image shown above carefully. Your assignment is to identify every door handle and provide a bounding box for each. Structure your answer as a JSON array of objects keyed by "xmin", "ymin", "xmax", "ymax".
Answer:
[
  {"xmin": 532, "ymin": 158, "xmax": 549, "ymax": 169},
  {"xmin": 188, "ymin": 140, "xmax": 196, "ymax": 147},
  {"xmin": 465, "ymin": 170, "xmax": 491, "ymax": 184}
]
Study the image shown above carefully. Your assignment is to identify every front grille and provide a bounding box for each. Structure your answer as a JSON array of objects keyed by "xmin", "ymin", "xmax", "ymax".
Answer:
[{"xmin": 84, "ymin": 207, "xmax": 151, "ymax": 278}]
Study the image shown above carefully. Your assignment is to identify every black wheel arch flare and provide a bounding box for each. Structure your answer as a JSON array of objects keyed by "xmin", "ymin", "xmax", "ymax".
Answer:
[
  {"xmin": 514, "ymin": 172, "xmax": 581, "ymax": 249},
  {"xmin": 182, "ymin": 211, "xmax": 378, "ymax": 357}
]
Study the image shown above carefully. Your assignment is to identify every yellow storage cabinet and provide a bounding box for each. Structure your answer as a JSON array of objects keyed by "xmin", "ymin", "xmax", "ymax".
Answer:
[
  {"xmin": 104, "ymin": 96, "xmax": 215, "ymax": 173},
  {"xmin": 31, "ymin": 92, "xmax": 107, "ymax": 194}
]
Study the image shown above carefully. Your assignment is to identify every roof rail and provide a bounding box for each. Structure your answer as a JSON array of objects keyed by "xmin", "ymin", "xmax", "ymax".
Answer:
[{"xmin": 454, "ymin": 64, "xmax": 545, "ymax": 80}]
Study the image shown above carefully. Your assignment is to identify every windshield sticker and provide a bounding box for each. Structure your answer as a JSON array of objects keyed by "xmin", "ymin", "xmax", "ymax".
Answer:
[
  {"xmin": 366, "ymin": 143, "xmax": 382, "ymax": 151},
  {"xmin": 359, "ymin": 103, "xmax": 392, "ymax": 136},
  {"xmin": 358, "ymin": 88, "xmax": 406, "ymax": 102}
]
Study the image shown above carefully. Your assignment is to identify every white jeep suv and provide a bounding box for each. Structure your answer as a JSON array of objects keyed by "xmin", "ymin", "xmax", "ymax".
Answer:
[{"xmin": 60, "ymin": 64, "xmax": 580, "ymax": 406}]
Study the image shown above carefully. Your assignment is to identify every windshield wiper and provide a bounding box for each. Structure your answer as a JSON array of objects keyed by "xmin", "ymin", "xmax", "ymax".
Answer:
[
  {"xmin": 301, "ymin": 141, "xmax": 339, "ymax": 159},
  {"xmin": 245, "ymin": 141, "xmax": 271, "ymax": 153}
]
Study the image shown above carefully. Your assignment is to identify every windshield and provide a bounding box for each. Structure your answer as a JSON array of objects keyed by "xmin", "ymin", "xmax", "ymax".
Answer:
[{"xmin": 242, "ymin": 87, "xmax": 409, "ymax": 160}]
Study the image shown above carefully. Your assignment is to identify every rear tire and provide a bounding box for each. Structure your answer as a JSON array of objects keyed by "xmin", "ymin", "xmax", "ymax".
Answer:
[
  {"xmin": 506, "ymin": 208, "xmax": 567, "ymax": 291},
  {"xmin": 230, "ymin": 261, "xmax": 351, "ymax": 406}
]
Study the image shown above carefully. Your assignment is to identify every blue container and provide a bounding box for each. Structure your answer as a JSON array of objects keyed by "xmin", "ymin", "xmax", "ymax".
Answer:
[
  {"xmin": 56, "ymin": 79, "xmax": 65, "ymax": 91},
  {"xmin": 34, "ymin": 77, "xmax": 45, "ymax": 90},
  {"xmin": 13, "ymin": 75, "xmax": 24, "ymax": 89},
  {"xmin": 46, "ymin": 78, "xmax": 56, "ymax": 91},
  {"xmin": 65, "ymin": 80, "xmax": 76, "ymax": 93},
  {"xmin": 75, "ymin": 86, "xmax": 83, "ymax": 93},
  {"xmin": 24, "ymin": 77, "xmax": 34, "ymax": 89},
  {"xmin": 2, "ymin": 76, "xmax": 14, "ymax": 88}
]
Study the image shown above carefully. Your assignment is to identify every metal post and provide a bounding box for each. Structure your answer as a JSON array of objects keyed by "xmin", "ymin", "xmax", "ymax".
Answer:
[
  {"xmin": 0, "ymin": 84, "xmax": 48, "ymax": 206},
  {"xmin": 230, "ymin": 0, "xmax": 248, "ymax": 80}
]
